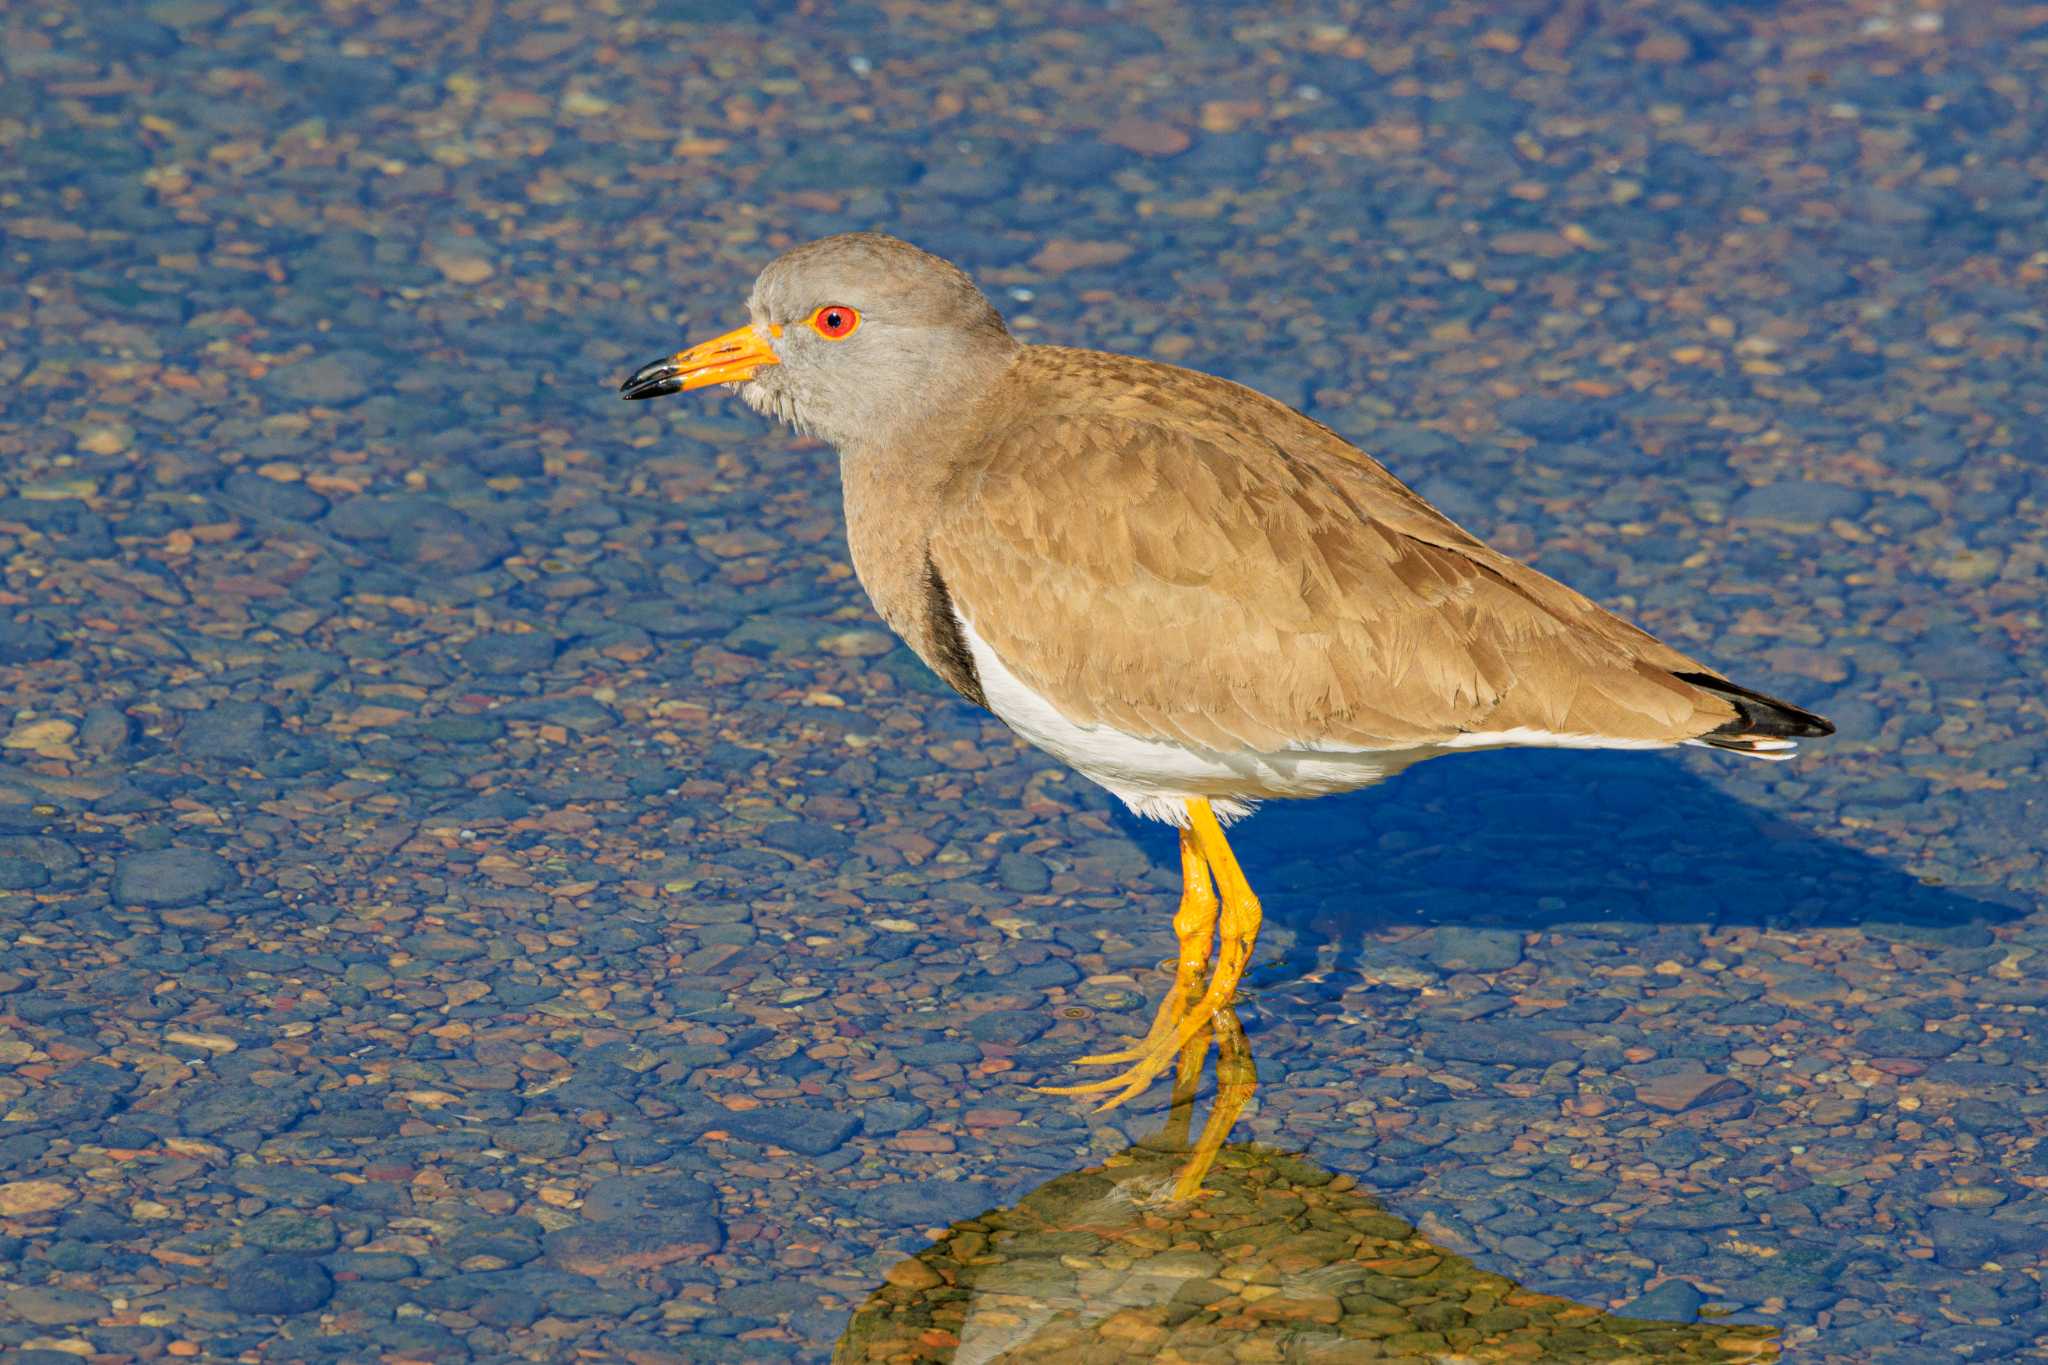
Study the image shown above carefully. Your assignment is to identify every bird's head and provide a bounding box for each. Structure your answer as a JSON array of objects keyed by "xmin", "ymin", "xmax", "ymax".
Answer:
[{"xmin": 621, "ymin": 232, "xmax": 1016, "ymax": 450}]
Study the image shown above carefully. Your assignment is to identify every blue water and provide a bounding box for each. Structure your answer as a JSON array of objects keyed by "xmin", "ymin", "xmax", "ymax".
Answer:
[{"xmin": 0, "ymin": 1, "xmax": 2042, "ymax": 1360}]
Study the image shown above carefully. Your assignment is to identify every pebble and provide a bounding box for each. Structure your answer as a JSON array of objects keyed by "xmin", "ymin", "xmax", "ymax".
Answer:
[
  {"xmin": 261, "ymin": 351, "xmax": 379, "ymax": 406},
  {"xmin": 180, "ymin": 1086, "xmax": 305, "ymax": 1137},
  {"xmin": 1031, "ymin": 240, "xmax": 1137, "ymax": 273},
  {"xmin": 1498, "ymin": 394, "xmax": 1611, "ymax": 441},
  {"xmin": 816, "ymin": 628, "xmax": 895, "ymax": 659},
  {"xmin": 861, "ymin": 1177, "xmax": 1000, "ymax": 1230},
  {"xmin": 1423, "ymin": 926, "xmax": 1524, "ymax": 972},
  {"xmin": 77, "ymin": 705, "xmax": 134, "ymax": 755},
  {"xmin": 0, "ymin": 1181, "xmax": 74, "ymax": 1217},
  {"xmin": 229, "ymin": 1166, "xmax": 345, "ymax": 1206},
  {"xmin": 1026, "ymin": 136, "xmax": 1134, "ymax": 186},
  {"xmin": 1635, "ymin": 1071, "xmax": 1750, "ymax": 1114},
  {"xmin": 458, "ymin": 631, "xmax": 558, "ymax": 675},
  {"xmin": 0, "ymin": 858, "xmax": 50, "ymax": 891},
  {"xmin": 222, "ymin": 470, "xmax": 329, "ymax": 521},
  {"xmin": 543, "ymin": 1209, "xmax": 722, "ymax": 1277},
  {"xmin": 1419, "ymin": 1023, "xmax": 1574, "ymax": 1068},
  {"xmin": 1928, "ymin": 1186, "xmax": 2006, "ymax": 1210},
  {"xmin": 242, "ymin": 1209, "xmax": 338, "ymax": 1254},
  {"xmin": 429, "ymin": 246, "xmax": 496, "ymax": 285},
  {"xmin": 224, "ymin": 1256, "xmax": 334, "ymax": 1315},
  {"xmin": 1727, "ymin": 481, "xmax": 1869, "ymax": 528},
  {"xmin": 1101, "ymin": 116, "xmax": 1191, "ymax": 157},
  {"xmin": 721, "ymin": 1101, "xmax": 860, "ymax": 1156},
  {"xmin": 111, "ymin": 848, "xmax": 232, "ymax": 908},
  {"xmin": 4, "ymin": 1286, "xmax": 106, "ymax": 1326},
  {"xmin": 859, "ymin": 1098, "xmax": 932, "ymax": 1137},
  {"xmin": 1619, "ymin": 1279, "xmax": 1705, "ymax": 1322},
  {"xmin": 0, "ymin": 620, "xmax": 60, "ymax": 664},
  {"xmin": 176, "ymin": 701, "xmax": 277, "ymax": 762},
  {"xmin": 2, "ymin": 719, "xmax": 76, "ymax": 757},
  {"xmin": 995, "ymin": 850, "xmax": 1052, "ymax": 894}
]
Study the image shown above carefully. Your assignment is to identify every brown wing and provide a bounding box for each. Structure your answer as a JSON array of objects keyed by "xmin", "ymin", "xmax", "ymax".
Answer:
[{"xmin": 927, "ymin": 371, "xmax": 1740, "ymax": 754}]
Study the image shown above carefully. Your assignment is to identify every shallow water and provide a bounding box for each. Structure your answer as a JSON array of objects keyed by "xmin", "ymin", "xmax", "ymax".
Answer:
[{"xmin": 1, "ymin": 0, "xmax": 2044, "ymax": 1360}]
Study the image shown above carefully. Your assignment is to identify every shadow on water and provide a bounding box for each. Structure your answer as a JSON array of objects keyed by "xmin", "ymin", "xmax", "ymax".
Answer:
[
  {"xmin": 836, "ymin": 1056, "xmax": 1781, "ymax": 1364},
  {"xmin": 1099, "ymin": 748, "xmax": 2025, "ymax": 993}
]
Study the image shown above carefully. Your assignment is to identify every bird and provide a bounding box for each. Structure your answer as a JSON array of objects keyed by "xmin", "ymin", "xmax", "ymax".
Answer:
[
  {"xmin": 621, "ymin": 231, "xmax": 1833, "ymax": 1113},
  {"xmin": 841, "ymin": 1099, "xmax": 1782, "ymax": 1365}
]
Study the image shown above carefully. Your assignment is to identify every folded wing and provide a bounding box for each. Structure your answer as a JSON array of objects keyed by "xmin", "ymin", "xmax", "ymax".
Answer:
[{"xmin": 928, "ymin": 359, "xmax": 1783, "ymax": 757}]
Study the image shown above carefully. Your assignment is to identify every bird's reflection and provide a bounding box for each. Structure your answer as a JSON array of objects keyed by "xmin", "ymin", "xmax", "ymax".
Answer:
[
  {"xmin": 1146, "ymin": 1000, "xmax": 1258, "ymax": 1202},
  {"xmin": 838, "ymin": 1021, "xmax": 1780, "ymax": 1363}
]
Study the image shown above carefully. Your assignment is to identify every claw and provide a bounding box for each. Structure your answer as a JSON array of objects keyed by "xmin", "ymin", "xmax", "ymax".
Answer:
[
  {"xmin": 1072, "ymin": 986, "xmax": 1195, "ymax": 1066},
  {"xmin": 1039, "ymin": 992, "xmax": 1228, "ymax": 1110},
  {"xmin": 1039, "ymin": 1066, "xmax": 1167, "ymax": 1113}
]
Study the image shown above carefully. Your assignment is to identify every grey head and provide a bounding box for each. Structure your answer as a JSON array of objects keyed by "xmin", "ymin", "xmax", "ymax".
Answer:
[{"xmin": 621, "ymin": 233, "xmax": 1017, "ymax": 451}]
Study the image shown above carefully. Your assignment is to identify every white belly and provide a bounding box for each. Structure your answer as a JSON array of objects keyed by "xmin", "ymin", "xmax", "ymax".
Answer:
[
  {"xmin": 958, "ymin": 616, "xmax": 1432, "ymax": 824},
  {"xmin": 956, "ymin": 616, "xmax": 1678, "ymax": 825}
]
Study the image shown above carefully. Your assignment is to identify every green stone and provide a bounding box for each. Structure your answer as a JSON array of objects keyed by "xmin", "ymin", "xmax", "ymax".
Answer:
[{"xmin": 244, "ymin": 1210, "xmax": 339, "ymax": 1255}]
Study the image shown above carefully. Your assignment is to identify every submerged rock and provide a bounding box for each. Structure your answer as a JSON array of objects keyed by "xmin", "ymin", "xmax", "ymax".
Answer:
[{"xmin": 837, "ymin": 1142, "xmax": 1778, "ymax": 1363}]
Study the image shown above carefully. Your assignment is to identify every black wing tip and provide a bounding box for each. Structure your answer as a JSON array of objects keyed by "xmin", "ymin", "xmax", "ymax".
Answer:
[{"xmin": 1675, "ymin": 670, "xmax": 1835, "ymax": 739}]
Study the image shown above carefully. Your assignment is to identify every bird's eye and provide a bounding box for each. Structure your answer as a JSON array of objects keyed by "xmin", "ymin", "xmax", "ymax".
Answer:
[{"xmin": 809, "ymin": 305, "xmax": 860, "ymax": 339}]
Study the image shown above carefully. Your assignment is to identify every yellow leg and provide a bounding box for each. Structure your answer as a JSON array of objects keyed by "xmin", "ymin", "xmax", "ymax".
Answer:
[
  {"xmin": 1121, "ymin": 1005, "xmax": 1257, "ymax": 1201},
  {"xmin": 1068, "ymin": 828, "xmax": 1217, "ymax": 1068},
  {"xmin": 1143, "ymin": 1001, "xmax": 1216, "ymax": 1159},
  {"xmin": 1171, "ymin": 1003, "xmax": 1256, "ymax": 1201},
  {"xmin": 1041, "ymin": 797, "xmax": 1262, "ymax": 1111}
]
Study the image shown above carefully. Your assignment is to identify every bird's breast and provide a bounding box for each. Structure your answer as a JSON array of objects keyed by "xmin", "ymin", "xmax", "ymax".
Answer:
[{"xmin": 835, "ymin": 444, "xmax": 981, "ymax": 701}]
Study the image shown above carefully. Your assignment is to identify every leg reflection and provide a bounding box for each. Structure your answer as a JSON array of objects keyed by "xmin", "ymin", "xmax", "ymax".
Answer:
[{"xmin": 1150, "ymin": 1003, "xmax": 1257, "ymax": 1201}]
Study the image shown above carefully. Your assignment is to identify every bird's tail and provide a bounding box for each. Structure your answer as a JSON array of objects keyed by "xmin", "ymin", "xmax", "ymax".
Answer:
[{"xmin": 1675, "ymin": 670, "xmax": 1834, "ymax": 762}]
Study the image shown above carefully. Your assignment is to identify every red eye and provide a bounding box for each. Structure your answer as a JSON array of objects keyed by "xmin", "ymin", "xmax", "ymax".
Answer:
[{"xmin": 810, "ymin": 305, "xmax": 860, "ymax": 339}]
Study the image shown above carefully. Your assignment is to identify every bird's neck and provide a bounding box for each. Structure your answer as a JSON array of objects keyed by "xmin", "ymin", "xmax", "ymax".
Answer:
[{"xmin": 834, "ymin": 342, "xmax": 1022, "ymax": 663}]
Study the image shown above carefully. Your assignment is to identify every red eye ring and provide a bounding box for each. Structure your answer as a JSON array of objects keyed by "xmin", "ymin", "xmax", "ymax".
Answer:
[{"xmin": 810, "ymin": 305, "xmax": 860, "ymax": 339}]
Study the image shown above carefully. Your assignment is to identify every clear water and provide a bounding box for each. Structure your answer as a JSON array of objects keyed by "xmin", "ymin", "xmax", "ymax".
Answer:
[{"xmin": 0, "ymin": 1, "xmax": 2042, "ymax": 1360}]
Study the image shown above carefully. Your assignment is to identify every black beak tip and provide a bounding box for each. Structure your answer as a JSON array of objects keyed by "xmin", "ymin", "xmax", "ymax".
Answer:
[{"xmin": 620, "ymin": 359, "xmax": 681, "ymax": 401}]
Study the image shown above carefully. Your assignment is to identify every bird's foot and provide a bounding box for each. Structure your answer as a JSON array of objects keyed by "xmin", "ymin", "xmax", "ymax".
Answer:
[
  {"xmin": 1071, "ymin": 976, "xmax": 1206, "ymax": 1068},
  {"xmin": 1039, "ymin": 983, "xmax": 1231, "ymax": 1112},
  {"xmin": 1039, "ymin": 798, "xmax": 1261, "ymax": 1115}
]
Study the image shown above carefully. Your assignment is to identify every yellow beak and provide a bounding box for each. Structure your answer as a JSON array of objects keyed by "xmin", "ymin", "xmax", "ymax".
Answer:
[{"xmin": 620, "ymin": 321, "xmax": 781, "ymax": 400}]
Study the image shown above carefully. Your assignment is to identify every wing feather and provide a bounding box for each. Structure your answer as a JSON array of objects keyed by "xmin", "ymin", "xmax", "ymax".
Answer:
[{"xmin": 926, "ymin": 360, "xmax": 1736, "ymax": 753}]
